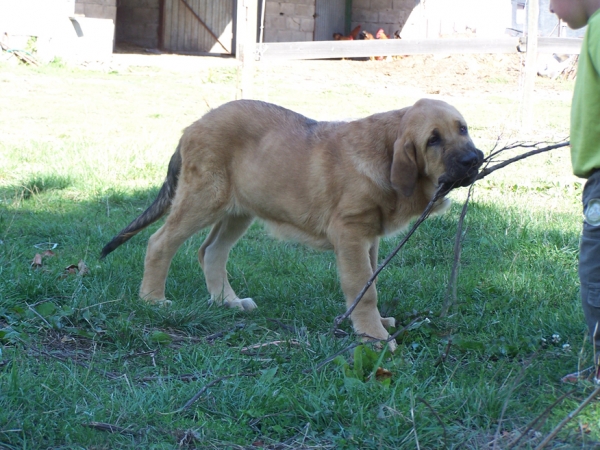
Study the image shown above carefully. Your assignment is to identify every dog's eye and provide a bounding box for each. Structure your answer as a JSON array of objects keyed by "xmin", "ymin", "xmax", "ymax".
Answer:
[
  {"xmin": 428, "ymin": 135, "xmax": 440, "ymax": 146},
  {"xmin": 459, "ymin": 125, "xmax": 468, "ymax": 135}
]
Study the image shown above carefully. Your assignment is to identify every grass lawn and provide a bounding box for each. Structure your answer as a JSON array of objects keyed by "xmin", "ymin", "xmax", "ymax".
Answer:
[{"xmin": 0, "ymin": 54, "xmax": 598, "ymax": 449}]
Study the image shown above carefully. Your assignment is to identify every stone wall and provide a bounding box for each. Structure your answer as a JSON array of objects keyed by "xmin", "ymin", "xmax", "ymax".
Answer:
[
  {"xmin": 115, "ymin": 0, "xmax": 160, "ymax": 48},
  {"xmin": 75, "ymin": 0, "xmax": 117, "ymax": 22},
  {"xmin": 262, "ymin": 0, "xmax": 416, "ymax": 43},
  {"xmin": 263, "ymin": 0, "xmax": 316, "ymax": 42},
  {"xmin": 351, "ymin": 0, "xmax": 416, "ymax": 39}
]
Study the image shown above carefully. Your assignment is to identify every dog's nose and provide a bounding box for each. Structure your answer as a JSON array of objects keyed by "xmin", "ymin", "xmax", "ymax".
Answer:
[{"xmin": 458, "ymin": 149, "xmax": 484, "ymax": 169}]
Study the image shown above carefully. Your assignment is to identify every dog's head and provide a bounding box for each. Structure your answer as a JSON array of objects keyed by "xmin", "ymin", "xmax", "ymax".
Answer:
[{"xmin": 391, "ymin": 99, "xmax": 484, "ymax": 197}]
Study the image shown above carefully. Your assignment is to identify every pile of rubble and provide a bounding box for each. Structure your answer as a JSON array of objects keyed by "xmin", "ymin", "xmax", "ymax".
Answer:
[
  {"xmin": 537, "ymin": 53, "xmax": 578, "ymax": 80},
  {"xmin": 0, "ymin": 33, "xmax": 39, "ymax": 66}
]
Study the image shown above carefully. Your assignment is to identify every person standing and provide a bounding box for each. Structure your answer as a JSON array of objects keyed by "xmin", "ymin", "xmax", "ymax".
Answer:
[{"xmin": 549, "ymin": 0, "xmax": 600, "ymax": 383}]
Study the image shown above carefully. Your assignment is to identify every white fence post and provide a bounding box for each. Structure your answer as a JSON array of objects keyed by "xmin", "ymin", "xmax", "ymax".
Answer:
[{"xmin": 522, "ymin": 0, "xmax": 539, "ymax": 131}]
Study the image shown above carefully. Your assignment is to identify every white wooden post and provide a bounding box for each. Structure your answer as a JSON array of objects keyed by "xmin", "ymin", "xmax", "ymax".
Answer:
[
  {"xmin": 235, "ymin": 0, "xmax": 258, "ymax": 99},
  {"xmin": 522, "ymin": 0, "xmax": 539, "ymax": 131}
]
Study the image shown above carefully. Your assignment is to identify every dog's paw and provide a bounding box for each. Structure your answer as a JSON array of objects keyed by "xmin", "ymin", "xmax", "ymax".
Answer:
[
  {"xmin": 380, "ymin": 316, "xmax": 396, "ymax": 329},
  {"xmin": 357, "ymin": 324, "xmax": 397, "ymax": 352},
  {"xmin": 240, "ymin": 298, "xmax": 257, "ymax": 311},
  {"xmin": 225, "ymin": 297, "xmax": 257, "ymax": 311},
  {"xmin": 386, "ymin": 339, "xmax": 397, "ymax": 353},
  {"xmin": 363, "ymin": 334, "xmax": 397, "ymax": 353}
]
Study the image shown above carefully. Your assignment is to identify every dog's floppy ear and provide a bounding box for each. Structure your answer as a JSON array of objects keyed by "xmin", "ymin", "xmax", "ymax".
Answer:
[{"xmin": 390, "ymin": 137, "xmax": 419, "ymax": 197}]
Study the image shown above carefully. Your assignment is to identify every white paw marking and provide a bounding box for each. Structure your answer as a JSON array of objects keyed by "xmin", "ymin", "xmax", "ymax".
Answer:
[
  {"xmin": 225, "ymin": 297, "xmax": 257, "ymax": 311},
  {"xmin": 381, "ymin": 316, "xmax": 396, "ymax": 329}
]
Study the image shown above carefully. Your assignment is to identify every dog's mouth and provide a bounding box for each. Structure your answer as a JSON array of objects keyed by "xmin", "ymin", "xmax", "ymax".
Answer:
[
  {"xmin": 437, "ymin": 147, "xmax": 484, "ymax": 191},
  {"xmin": 438, "ymin": 168, "xmax": 479, "ymax": 187}
]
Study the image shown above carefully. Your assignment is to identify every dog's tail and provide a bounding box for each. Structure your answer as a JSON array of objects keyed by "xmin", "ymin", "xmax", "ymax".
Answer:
[{"xmin": 100, "ymin": 144, "xmax": 182, "ymax": 259}]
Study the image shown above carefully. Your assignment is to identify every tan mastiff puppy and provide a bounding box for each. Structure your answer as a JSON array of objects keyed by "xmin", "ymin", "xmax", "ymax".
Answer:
[{"xmin": 101, "ymin": 99, "xmax": 483, "ymax": 351}]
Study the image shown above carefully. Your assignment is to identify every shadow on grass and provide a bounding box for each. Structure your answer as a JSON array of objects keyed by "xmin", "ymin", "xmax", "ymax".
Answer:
[
  {"xmin": 0, "ymin": 185, "xmax": 591, "ymax": 449},
  {"xmin": 0, "ymin": 183, "xmax": 583, "ymax": 350}
]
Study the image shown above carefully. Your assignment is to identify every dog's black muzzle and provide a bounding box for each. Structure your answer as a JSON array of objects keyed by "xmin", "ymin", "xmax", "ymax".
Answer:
[{"xmin": 438, "ymin": 146, "xmax": 484, "ymax": 191}]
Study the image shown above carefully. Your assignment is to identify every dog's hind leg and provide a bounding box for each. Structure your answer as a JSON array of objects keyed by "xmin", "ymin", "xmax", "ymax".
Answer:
[
  {"xmin": 198, "ymin": 214, "xmax": 256, "ymax": 311},
  {"xmin": 139, "ymin": 193, "xmax": 219, "ymax": 304}
]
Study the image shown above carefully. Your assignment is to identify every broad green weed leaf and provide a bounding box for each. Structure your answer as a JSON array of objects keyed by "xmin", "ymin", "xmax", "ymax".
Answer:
[
  {"xmin": 0, "ymin": 328, "xmax": 26, "ymax": 343},
  {"xmin": 343, "ymin": 375, "xmax": 363, "ymax": 390},
  {"xmin": 353, "ymin": 344, "xmax": 381, "ymax": 380},
  {"xmin": 148, "ymin": 331, "xmax": 173, "ymax": 345},
  {"xmin": 260, "ymin": 367, "xmax": 278, "ymax": 383},
  {"xmin": 333, "ymin": 355, "xmax": 349, "ymax": 369},
  {"xmin": 11, "ymin": 306, "xmax": 26, "ymax": 316},
  {"xmin": 353, "ymin": 345, "xmax": 364, "ymax": 380},
  {"xmin": 35, "ymin": 302, "xmax": 57, "ymax": 317},
  {"xmin": 360, "ymin": 344, "xmax": 380, "ymax": 370},
  {"xmin": 72, "ymin": 328, "xmax": 96, "ymax": 339}
]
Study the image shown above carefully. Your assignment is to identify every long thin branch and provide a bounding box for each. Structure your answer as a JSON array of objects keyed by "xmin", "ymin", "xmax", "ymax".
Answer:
[
  {"xmin": 333, "ymin": 192, "xmax": 445, "ymax": 329},
  {"xmin": 492, "ymin": 353, "xmax": 537, "ymax": 450},
  {"xmin": 507, "ymin": 388, "xmax": 577, "ymax": 449},
  {"xmin": 333, "ymin": 140, "xmax": 570, "ymax": 330},
  {"xmin": 485, "ymin": 138, "xmax": 567, "ymax": 159},
  {"xmin": 534, "ymin": 385, "xmax": 600, "ymax": 449},
  {"xmin": 303, "ymin": 342, "xmax": 362, "ymax": 374},
  {"xmin": 82, "ymin": 422, "xmax": 137, "ymax": 435},
  {"xmin": 441, "ymin": 140, "xmax": 569, "ymax": 319},
  {"xmin": 417, "ymin": 397, "xmax": 447, "ymax": 448},
  {"xmin": 477, "ymin": 141, "xmax": 570, "ymax": 181},
  {"xmin": 440, "ymin": 185, "xmax": 473, "ymax": 317},
  {"xmin": 174, "ymin": 372, "xmax": 258, "ymax": 413},
  {"xmin": 385, "ymin": 316, "xmax": 425, "ymax": 342}
]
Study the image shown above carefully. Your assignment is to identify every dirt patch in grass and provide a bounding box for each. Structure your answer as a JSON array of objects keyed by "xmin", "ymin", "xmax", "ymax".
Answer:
[{"xmin": 108, "ymin": 45, "xmax": 568, "ymax": 99}]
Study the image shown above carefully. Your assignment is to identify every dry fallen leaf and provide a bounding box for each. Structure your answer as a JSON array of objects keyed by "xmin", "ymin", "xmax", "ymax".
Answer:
[
  {"xmin": 375, "ymin": 367, "xmax": 393, "ymax": 381},
  {"xmin": 31, "ymin": 253, "xmax": 43, "ymax": 268},
  {"xmin": 63, "ymin": 260, "xmax": 90, "ymax": 277},
  {"xmin": 31, "ymin": 250, "xmax": 56, "ymax": 269},
  {"xmin": 64, "ymin": 264, "xmax": 79, "ymax": 276}
]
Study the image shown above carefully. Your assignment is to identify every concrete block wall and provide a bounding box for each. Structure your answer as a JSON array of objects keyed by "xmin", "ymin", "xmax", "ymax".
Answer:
[
  {"xmin": 263, "ymin": 0, "xmax": 316, "ymax": 43},
  {"xmin": 262, "ymin": 0, "xmax": 416, "ymax": 43},
  {"xmin": 115, "ymin": 0, "xmax": 160, "ymax": 48},
  {"xmin": 352, "ymin": 0, "xmax": 416, "ymax": 38},
  {"xmin": 75, "ymin": 0, "xmax": 117, "ymax": 22}
]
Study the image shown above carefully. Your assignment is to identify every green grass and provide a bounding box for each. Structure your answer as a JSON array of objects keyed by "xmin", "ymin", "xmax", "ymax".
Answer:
[{"xmin": 0, "ymin": 57, "xmax": 598, "ymax": 449}]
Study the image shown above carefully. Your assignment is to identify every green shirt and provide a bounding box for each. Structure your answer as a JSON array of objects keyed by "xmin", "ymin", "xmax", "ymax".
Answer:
[{"xmin": 571, "ymin": 9, "xmax": 600, "ymax": 178}]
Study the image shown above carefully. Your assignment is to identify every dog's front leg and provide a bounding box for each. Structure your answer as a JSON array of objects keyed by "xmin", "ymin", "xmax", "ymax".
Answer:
[
  {"xmin": 333, "ymin": 231, "xmax": 397, "ymax": 352},
  {"xmin": 369, "ymin": 239, "xmax": 396, "ymax": 331}
]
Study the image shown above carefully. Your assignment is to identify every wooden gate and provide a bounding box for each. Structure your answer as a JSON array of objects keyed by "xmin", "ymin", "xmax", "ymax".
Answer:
[
  {"xmin": 314, "ymin": 0, "xmax": 346, "ymax": 41},
  {"xmin": 162, "ymin": 0, "xmax": 234, "ymax": 54}
]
